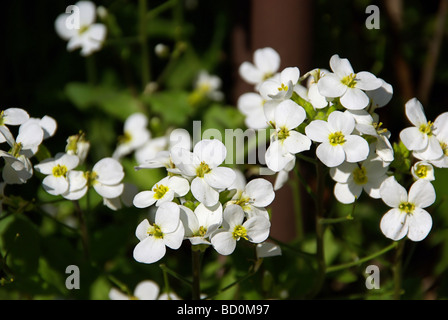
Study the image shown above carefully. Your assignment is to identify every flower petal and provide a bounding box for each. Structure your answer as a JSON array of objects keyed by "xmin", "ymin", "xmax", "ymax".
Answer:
[
  {"xmin": 399, "ymin": 127, "xmax": 427, "ymax": 151},
  {"xmin": 405, "ymin": 98, "xmax": 427, "ymax": 127},
  {"xmin": 244, "ymin": 178, "xmax": 275, "ymax": 207},
  {"xmin": 316, "ymin": 142, "xmax": 345, "ymax": 167},
  {"xmin": 380, "ymin": 208, "xmax": 408, "ymax": 241},
  {"xmin": 133, "ymin": 191, "xmax": 157, "ymax": 208},
  {"xmin": 379, "ymin": 176, "xmax": 408, "ymax": 208},
  {"xmin": 327, "ymin": 111, "xmax": 355, "ymax": 135},
  {"xmin": 204, "ymin": 166, "xmax": 236, "ymax": 190},
  {"xmin": 210, "ymin": 230, "xmax": 236, "ymax": 255},
  {"xmin": 343, "ymin": 135, "xmax": 369, "ymax": 163},
  {"xmin": 284, "ymin": 131, "xmax": 311, "ymax": 154},
  {"xmin": 274, "ymin": 100, "xmax": 306, "ymax": 129},
  {"xmin": 340, "ymin": 87, "xmax": 370, "ymax": 110},
  {"xmin": 191, "ymin": 177, "xmax": 219, "ymax": 207},
  {"xmin": 305, "ymin": 120, "xmax": 331, "ymax": 143},
  {"xmin": 317, "ymin": 73, "xmax": 347, "ymax": 98},
  {"xmin": 133, "ymin": 236, "xmax": 166, "ymax": 264},
  {"xmin": 407, "ymin": 207, "xmax": 432, "ymax": 242},
  {"xmin": 155, "ymin": 202, "xmax": 180, "ymax": 233},
  {"xmin": 408, "ymin": 179, "xmax": 436, "ymax": 208},
  {"xmin": 329, "ymin": 54, "xmax": 354, "ymax": 78},
  {"xmin": 193, "ymin": 139, "xmax": 227, "ymax": 168}
]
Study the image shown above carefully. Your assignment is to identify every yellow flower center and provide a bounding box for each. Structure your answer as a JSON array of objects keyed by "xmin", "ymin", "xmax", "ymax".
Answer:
[
  {"xmin": 441, "ymin": 142, "xmax": 448, "ymax": 156},
  {"xmin": 277, "ymin": 83, "xmax": 289, "ymax": 92},
  {"xmin": 419, "ymin": 121, "xmax": 434, "ymax": 136},
  {"xmin": 197, "ymin": 226, "xmax": 207, "ymax": 237},
  {"xmin": 415, "ymin": 164, "xmax": 429, "ymax": 179},
  {"xmin": 153, "ymin": 184, "xmax": 169, "ymax": 200},
  {"xmin": 78, "ymin": 25, "xmax": 90, "ymax": 35},
  {"xmin": 341, "ymin": 73, "xmax": 357, "ymax": 88},
  {"xmin": 85, "ymin": 171, "xmax": 98, "ymax": 187},
  {"xmin": 147, "ymin": 224, "xmax": 164, "ymax": 239},
  {"xmin": 329, "ymin": 131, "xmax": 346, "ymax": 146},
  {"xmin": 232, "ymin": 225, "xmax": 248, "ymax": 240},
  {"xmin": 399, "ymin": 202, "xmax": 415, "ymax": 214},
  {"xmin": 277, "ymin": 126, "xmax": 290, "ymax": 140},
  {"xmin": 52, "ymin": 164, "xmax": 68, "ymax": 178},
  {"xmin": 353, "ymin": 166, "xmax": 368, "ymax": 185},
  {"xmin": 118, "ymin": 131, "xmax": 132, "ymax": 145},
  {"xmin": 196, "ymin": 161, "xmax": 211, "ymax": 178}
]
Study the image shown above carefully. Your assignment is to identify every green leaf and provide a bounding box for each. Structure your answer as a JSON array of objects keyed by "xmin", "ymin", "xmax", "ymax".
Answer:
[
  {"xmin": 65, "ymin": 82, "xmax": 143, "ymax": 121},
  {"xmin": 141, "ymin": 90, "xmax": 193, "ymax": 126}
]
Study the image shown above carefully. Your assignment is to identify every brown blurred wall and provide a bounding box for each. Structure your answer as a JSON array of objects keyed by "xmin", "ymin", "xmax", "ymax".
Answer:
[{"xmin": 230, "ymin": 0, "xmax": 314, "ymax": 242}]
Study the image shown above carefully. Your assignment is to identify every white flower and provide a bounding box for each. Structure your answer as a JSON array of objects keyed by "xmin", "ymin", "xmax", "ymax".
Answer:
[
  {"xmin": 273, "ymin": 157, "xmax": 295, "ymax": 191},
  {"xmin": 65, "ymin": 131, "xmax": 90, "ymax": 164},
  {"xmin": 317, "ymin": 54, "xmax": 382, "ymax": 110},
  {"xmin": 109, "ymin": 280, "xmax": 160, "ymax": 300},
  {"xmin": 305, "ymin": 111, "xmax": 369, "ymax": 167},
  {"xmin": 239, "ymin": 47, "xmax": 280, "ymax": 87},
  {"xmin": 0, "ymin": 121, "xmax": 44, "ymax": 184},
  {"xmin": 379, "ymin": 176, "xmax": 435, "ymax": 241},
  {"xmin": 347, "ymin": 109, "xmax": 394, "ymax": 164},
  {"xmin": 88, "ymin": 157, "xmax": 125, "ymax": 199},
  {"xmin": 192, "ymin": 70, "xmax": 224, "ymax": 102},
  {"xmin": 113, "ymin": 113, "xmax": 151, "ymax": 160},
  {"xmin": 109, "ymin": 280, "xmax": 180, "ymax": 300},
  {"xmin": 133, "ymin": 176, "xmax": 189, "ymax": 208},
  {"xmin": 237, "ymin": 92, "xmax": 268, "ymax": 129},
  {"xmin": 133, "ymin": 202, "xmax": 185, "ymax": 264},
  {"xmin": 62, "ymin": 170, "xmax": 88, "ymax": 200},
  {"xmin": 171, "ymin": 139, "xmax": 236, "ymax": 207},
  {"xmin": 229, "ymin": 178, "xmax": 275, "ymax": 219},
  {"xmin": 210, "ymin": 204, "xmax": 270, "ymax": 256},
  {"xmin": 265, "ymin": 100, "xmax": 311, "ymax": 172},
  {"xmin": 179, "ymin": 202, "xmax": 223, "ymax": 245},
  {"xmin": 412, "ymin": 111, "xmax": 448, "ymax": 166},
  {"xmin": 330, "ymin": 155, "xmax": 388, "ymax": 204},
  {"xmin": 0, "ymin": 108, "xmax": 29, "ymax": 143},
  {"xmin": 259, "ymin": 67, "xmax": 300, "ymax": 101},
  {"xmin": 411, "ymin": 161, "xmax": 435, "ymax": 181},
  {"xmin": 35, "ymin": 152, "xmax": 80, "ymax": 196},
  {"xmin": 365, "ymin": 78, "xmax": 393, "ymax": 110},
  {"xmin": 102, "ymin": 183, "xmax": 138, "ymax": 211},
  {"xmin": 399, "ymin": 98, "xmax": 444, "ymax": 160},
  {"xmin": 55, "ymin": 1, "xmax": 107, "ymax": 56}
]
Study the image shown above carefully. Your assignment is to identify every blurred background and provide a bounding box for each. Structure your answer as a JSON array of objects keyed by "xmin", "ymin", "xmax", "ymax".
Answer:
[{"xmin": 1, "ymin": 0, "xmax": 448, "ymax": 300}]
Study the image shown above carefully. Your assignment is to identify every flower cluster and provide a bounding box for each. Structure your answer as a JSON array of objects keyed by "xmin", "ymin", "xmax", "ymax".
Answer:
[
  {"xmin": 132, "ymin": 135, "xmax": 275, "ymax": 264},
  {"xmin": 237, "ymin": 47, "xmax": 448, "ymax": 243},
  {"xmin": 0, "ymin": 108, "xmax": 56, "ymax": 185}
]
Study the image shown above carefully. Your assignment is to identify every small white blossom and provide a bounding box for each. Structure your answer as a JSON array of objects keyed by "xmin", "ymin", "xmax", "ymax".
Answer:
[
  {"xmin": 34, "ymin": 152, "xmax": 80, "ymax": 196},
  {"xmin": 411, "ymin": 161, "xmax": 435, "ymax": 181},
  {"xmin": 239, "ymin": 47, "xmax": 281, "ymax": 87},
  {"xmin": 210, "ymin": 204, "xmax": 270, "ymax": 256},
  {"xmin": 55, "ymin": 1, "xmax": 107, "ymax": 56},
  {"xmin": 237, "ymin": 92, "xmax": 269, "ymax": 130},
  {"xmin": 171, "ymin": 139, "xmax": 236, "ymax": 207},
  {"xmin": 89, "ymin": 157, "xmax": 125, "ymax": 199},
  {"xmin": 265, "ymin": 100, "xmax": 311, "ymax": 172},
  {"xmin": 330, "ymin": 155, "xmax": 388, "ymax": 204},
  {"xmin": 379, "ymin": 176, "xmax": 435, "ymax": 242},
  {"xmin": 133, "ymin": 176, "xmax": 189, "ymax": 208},
  {"xmin": 133, "ymin": 202, "xmax": 184, "ymax": 264},
  {"xmin": 399, "ymin": 98, "xmax": 444, "ymax": 160},
  {"xmin": 317, "ymin": 54, "xmax": 382, "ymax": 110},
  {"xmin": 228, "ymin": 177, "xmax": 275, "ymax": 219},
  {"xmin": 259, "ymin": 67, "xmax": 300, "ymax": 101},
  {"xmin": 179, "ymin": 202, "xmax": 223, "ymax": 245},
  {"xmin": 305, "ymin": 111, "xmax": 369, "ymax": 167},
  {"xmin": 113, "ymin": 113, "xmax": 151, "ymax": 160}
]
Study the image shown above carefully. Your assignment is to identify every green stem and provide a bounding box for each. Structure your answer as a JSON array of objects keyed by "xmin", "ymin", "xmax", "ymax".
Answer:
[
  {"xmin": 393, "ymin": 239, "xmax": 406, "ymax": 299},
  {"xmin": 307, "ymin": 160, "xmax": 326, "ymax": 298},
  {"xmin": 326, "ymin": 242, "xmax": 398, "ymax": 273},
  {"xmin": 139, "ymin": 0, "xmax": 151, "ymax": 89},
  {"xmin": 74, "ymin": 200, "xmax": 90, "ymax": 261},
  {"xmin": 159, "ymin": 264, "xmax": 192, "ymax": 287},
  {"xmin": 290, "ymin": 168, "xmax": 304, "ymax": 241},
  {"xmin": 191, "ymin": 248, "xmax": 202, "ymax": 300}
]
